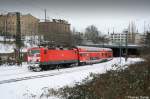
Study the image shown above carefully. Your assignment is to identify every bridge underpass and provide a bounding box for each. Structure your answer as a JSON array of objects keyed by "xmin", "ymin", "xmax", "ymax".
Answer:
[{"xmin": 111, "ymin": 47, "xmax": 140, "ymax": 57}]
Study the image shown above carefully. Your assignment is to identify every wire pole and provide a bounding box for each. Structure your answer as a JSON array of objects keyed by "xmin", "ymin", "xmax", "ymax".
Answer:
[
  {"xmin": 119, "ymin": 35, "xmax": 122, "ymax": 64},
  {"xmin": 125, "ymin": 25, "xmax": 129, "ymax": 62},
  {"xmin": 16, "ymin": 12, "xmax": 21, "ymax": 65},
  {"xmin": 44, "ymin": 9, "xmax": 47, "ymax": 22}
]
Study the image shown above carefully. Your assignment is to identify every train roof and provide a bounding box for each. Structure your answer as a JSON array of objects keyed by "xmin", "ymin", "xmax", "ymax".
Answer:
[
  {"xmin": 77, "ymin": 46, "xmax": 112, "ymax": 51},
  {"xmin": 27, "ymin": 46, "xmax": 112, "ymax": 52}
]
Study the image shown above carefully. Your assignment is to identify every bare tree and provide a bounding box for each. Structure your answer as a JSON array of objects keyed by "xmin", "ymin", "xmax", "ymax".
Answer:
[
  {"xmin": 71, "ymin": 28, "xmax": 83, "ymax": 46},
  {"xmin": 84, "ymin": 25, "xmax": 109, "ymax": 44},
  {"xmin": 98, "ymin": 35, "xmax": 109, "ymax": 45},
  {"xmin": 85, "ymin": 25, "xmax": 99, "ymax": 43}
]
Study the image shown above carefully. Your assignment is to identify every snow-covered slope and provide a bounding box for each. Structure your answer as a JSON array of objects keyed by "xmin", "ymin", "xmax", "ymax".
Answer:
[{"xmin": 0, "ymin": 58, "xmax": 142, "ymax": 99}]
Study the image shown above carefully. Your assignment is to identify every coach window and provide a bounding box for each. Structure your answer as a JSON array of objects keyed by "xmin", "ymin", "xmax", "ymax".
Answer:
[
  {"xmin": 105, "ymin": 53, "xmax": 107, "ymax": 57},
  {"xmin": 44, "ymin": 50, "xmax": 47, "ymax": 54},
  {"xmin": 80, "ymin": 53, "xmax": 85, "ymax": 57}
]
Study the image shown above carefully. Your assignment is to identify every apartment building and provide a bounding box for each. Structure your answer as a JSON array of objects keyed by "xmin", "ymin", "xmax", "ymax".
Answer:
[
  {"xmin": 0, "ymin": 12, "xmax": 39, "ymax": 36},
  {"xmin": 110, "ymin": 31, "xmax": 134, "ymax": 45},
  {"xmin": 110, "ymin": 30, "xmax": 144, "ymax": 45},
  {"xmin": 39, "ymin": 19, "xmax": 71, "ymax": 46}
]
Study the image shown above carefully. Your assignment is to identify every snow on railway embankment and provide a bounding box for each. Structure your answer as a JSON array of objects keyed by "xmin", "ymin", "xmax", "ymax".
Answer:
[{"xmin": 0, "ymin": 58, "xmax": 142, "ymax": 99}]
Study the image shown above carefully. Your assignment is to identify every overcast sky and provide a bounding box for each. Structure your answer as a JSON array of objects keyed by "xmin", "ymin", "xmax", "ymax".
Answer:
[{"xmin": 0, "ymin": 0, "xmax": 150, "ymax": 33}]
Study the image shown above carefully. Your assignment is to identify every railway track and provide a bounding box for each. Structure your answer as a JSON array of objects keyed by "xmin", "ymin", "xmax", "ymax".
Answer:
[
  {"xmin": 0, "ymin": 72, "xmax": 58, "ymax": 84},
  {"xmin": 0, "ymin": 65, "xmax": 94, "ymax": 85},
  {"xmin": 0, "ymin": 58, "xmax": 114, "ymax": 85}
]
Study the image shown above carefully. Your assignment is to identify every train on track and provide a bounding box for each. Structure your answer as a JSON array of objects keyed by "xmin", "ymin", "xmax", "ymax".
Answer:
[{"xmin": 27, "ymin": 46, "xmax": 113, "ymax": 71}]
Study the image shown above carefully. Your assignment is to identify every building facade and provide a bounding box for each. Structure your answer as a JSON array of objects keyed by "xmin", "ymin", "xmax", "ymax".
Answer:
[
  {"xmin": 110, "ymin": 31, "xmax": 144, "ymax": 45},
  {"xmin": 0, "ymin": 12, "xmax": 17, "ymax": 36},
  {"xmin": 110, "ymin": 33, "xmax": 127, "ymax": 44},
  {"xmin": 134, "ymin": 33, "xmax": 145, "ymax": 45},
  {"xmin": 110, "ymin": 30, "xmax": 135, "ymax": 45},
  {"xmin": 0, "ymin": 12, "xmax": 39, "ymax": 36},
  {"xmin": 21, "ymin": 14, "xmax": 39, "ymax": 36},
  {"xmin": 39, "ymin": 19, "xmax": 71, "ymax": 46}
]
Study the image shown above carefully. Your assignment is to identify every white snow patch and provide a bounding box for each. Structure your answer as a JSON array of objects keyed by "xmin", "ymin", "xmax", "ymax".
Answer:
[{"xmin": 0, "ymin": 43, "xmax": 15, "ymax": 53}]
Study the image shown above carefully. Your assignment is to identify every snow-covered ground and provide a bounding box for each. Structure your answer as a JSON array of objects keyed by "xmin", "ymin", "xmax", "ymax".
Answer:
[{"xmin": 0, "ymin": 58, "xmax": 142, "ymax": 99}]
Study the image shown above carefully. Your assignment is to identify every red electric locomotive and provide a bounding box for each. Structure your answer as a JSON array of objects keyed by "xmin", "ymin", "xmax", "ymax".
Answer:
[{"xmin": 27, "ymin": 46, "xmax": 113, "ymax": 71}]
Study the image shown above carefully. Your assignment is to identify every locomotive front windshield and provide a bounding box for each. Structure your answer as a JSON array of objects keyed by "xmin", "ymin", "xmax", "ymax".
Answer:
[{"xmin": 28, "ymin": 49, "xmax": 40, "ymax": 55}]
